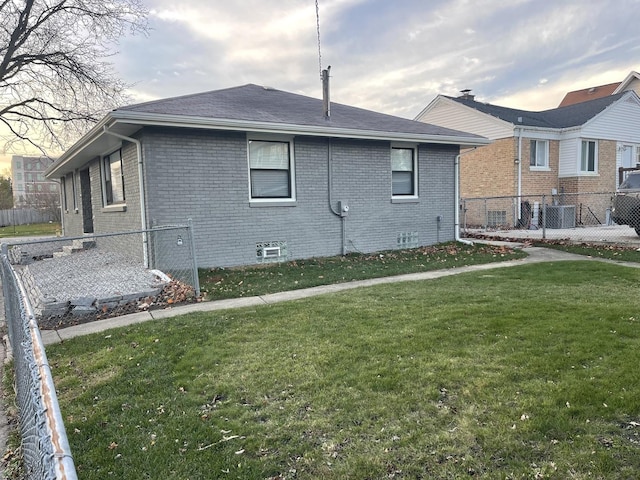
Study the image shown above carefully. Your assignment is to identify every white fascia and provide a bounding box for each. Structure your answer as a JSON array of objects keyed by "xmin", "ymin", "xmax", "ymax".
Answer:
[{"xmin": 110, "ymin": 110, "xmax": 491, "ymax": 147}]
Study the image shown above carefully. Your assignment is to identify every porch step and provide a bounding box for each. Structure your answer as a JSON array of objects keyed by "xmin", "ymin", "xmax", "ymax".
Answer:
[{"xmin": 53, "ymin": 237, "xmax": 96, "ymax": 258}]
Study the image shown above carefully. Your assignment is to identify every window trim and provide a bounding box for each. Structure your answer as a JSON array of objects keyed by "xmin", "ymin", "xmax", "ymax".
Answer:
[
  {"xmin": 580, "ymin": 139, "xmax": 598, "ymax": 174},
  {"xmin": 247, "ymin": 134, "xmax": 296, "ymax": 204},
  {"xmin": 391, "ymin": 144, "xmax": 418, "ymax": 200},
  {"xmin": 529, "ymin": 139, "xmax": 549, "ymax": 170},
  {"xmin": 101, "ymin": 149, "xmax": 126, "ymax": 207},
  {"xmin": 71, "ymin": 171, "xmax": 78, "ymax": 211},
  {"xmin": 60, "ymin": 176, "xmax": 67, "ymax": 211}
]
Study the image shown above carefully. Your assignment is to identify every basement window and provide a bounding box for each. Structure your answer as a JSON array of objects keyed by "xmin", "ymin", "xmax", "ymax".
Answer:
[{"xmin": 256, "ymin": 241, "xmax": 288, "ymax": 263}]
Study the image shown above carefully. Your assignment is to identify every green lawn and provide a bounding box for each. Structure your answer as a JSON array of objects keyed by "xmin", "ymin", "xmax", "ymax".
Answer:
[
  {"xmin": 199, "ymin": 242, "xmax": 526, "ymax": 301},
  {"xmin": 48, "ymin": 261, "xmax": 640, "ymax": 479},
  {"xmin": 0, "ymin": 222, "xmax": 61, "ymax": 238}
]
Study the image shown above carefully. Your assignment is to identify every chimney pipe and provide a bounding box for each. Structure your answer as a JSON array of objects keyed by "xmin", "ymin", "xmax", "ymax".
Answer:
[
  {"xmin": 459, "ymin": 89, "xmax": 475, "ymax": 101},
  {"xmin": 322, "ymin": 66, "xmax": 331, "ymax": 119}
]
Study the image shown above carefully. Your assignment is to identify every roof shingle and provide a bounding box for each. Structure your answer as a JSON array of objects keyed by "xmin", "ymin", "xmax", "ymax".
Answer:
[
  {"xmin": 120, "ymin": 84, "xmax": 482, "ymax": 138},
  {"xmin": 448, "ymin": 93, "xmax": 625, "ymax": 128}
]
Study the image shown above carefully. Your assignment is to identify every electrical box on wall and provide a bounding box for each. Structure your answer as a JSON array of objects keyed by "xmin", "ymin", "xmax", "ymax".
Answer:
[{"xmin": 338, "ymin": 201, "xmax": 349, "ymax": 217}]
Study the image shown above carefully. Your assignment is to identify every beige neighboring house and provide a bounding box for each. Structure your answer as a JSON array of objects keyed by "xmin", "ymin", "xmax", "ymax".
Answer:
[
  {"xmin": 415, "ymin": 89, "xmax": 640, "ymax": 228},
  {"xmin": 11, "ymin": 155, "xmax": 60, "ymax": 207}
]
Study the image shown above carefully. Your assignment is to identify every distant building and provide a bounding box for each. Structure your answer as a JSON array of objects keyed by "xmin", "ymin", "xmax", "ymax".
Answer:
[{"xmin": 11, "ymin": 155, "xmax": 60, "ymax": 207}]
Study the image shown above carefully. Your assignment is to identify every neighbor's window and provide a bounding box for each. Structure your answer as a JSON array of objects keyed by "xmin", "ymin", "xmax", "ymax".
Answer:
[
  {"xmin": 580, "ymin": 140, "xmax": 597, "ymax": 173},
  {"xmin": 248, "ymin": 140, "xmax": 293, "ymax": 199},
  {"xmin": 530, "ymin": 140, "xmax": 549, "ymax": 168},
  {"xmin": 391, "ymin": 147, "xmax": 417, "ymax": 196},
  {"xmin": 102, "ymin": 149, "xmax": 125, "ymax": 205}
]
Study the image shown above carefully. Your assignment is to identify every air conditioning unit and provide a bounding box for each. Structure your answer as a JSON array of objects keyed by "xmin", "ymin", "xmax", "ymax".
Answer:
[{"xmin": 545, "ymin": 205, "xmax": 576, "ymax": 229}]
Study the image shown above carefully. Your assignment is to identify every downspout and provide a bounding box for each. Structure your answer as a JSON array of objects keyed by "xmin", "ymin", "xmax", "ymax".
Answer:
[
  {"xmin": 327, "ymin": 138, "xmax": 347, "ymax": 255},
  {"xmin": 516, "ymin": 126, "xmax": 523, "ymax": 224},
  {"xmin": 102, "ymin": 126, "xmax": 149, "ymax": 267},
  {"xmin": 455, "ymin": 147, "xmax": 477, "ymax": 245}
]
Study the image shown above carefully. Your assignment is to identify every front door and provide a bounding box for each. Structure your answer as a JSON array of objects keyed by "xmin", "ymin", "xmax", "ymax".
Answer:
[{"xmin": 79, "ymin": 169, "xmax": 94, "ymax": 234}]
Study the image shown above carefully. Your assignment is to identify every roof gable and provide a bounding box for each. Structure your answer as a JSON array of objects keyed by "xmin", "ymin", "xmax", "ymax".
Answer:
[
  {"xmin": 613, "ymin": 71, "xmax": 640, "ymax": 94},
  {"xmin": 415, "ymin": 95, "xmax": 513, "ymax": 140}
]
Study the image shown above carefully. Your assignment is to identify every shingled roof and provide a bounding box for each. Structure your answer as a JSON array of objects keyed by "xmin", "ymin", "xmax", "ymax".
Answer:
[
  {"xmin": 47, "ymin": 83, "xmax": 490, "ymax": 178},
  {"xmin": 448, "ymin": 92, "xmax": 625, "ymax": 129},
  {"xmin": 558, "ymin": 82, "xmax": 621, "ymax": 107},
  {"xmin": 117, "ymin": 84, "xmax": 482, "ymax": 139}
]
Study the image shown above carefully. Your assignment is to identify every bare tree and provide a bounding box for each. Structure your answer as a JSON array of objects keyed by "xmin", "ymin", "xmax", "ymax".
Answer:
[
  {"xmin": 0, "ymin": 171, "xmax": 12, "ymax": 209},
  {"xmin": 22, "ymin": 190, "xmax": 61, "ymax": 222},
  {"xmin": 0, "ymin": 0, "xmax": 149, "ymax": 154}
]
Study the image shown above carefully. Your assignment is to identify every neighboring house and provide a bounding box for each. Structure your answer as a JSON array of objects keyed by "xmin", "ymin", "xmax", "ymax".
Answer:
[
  {"xmin": 415, "ymin": 89, "xmax": 640, "ymax": 227},
  {"xmin": 45, "ymin": 83, "xmax": 487, "ymax": 268},
  {"xmin": 11, "ymin": 155, "xmax": 60, "ymax": 207},
  {"xmin": 558, "ymin": 70, "xmax": 640, "ymax": 107}
]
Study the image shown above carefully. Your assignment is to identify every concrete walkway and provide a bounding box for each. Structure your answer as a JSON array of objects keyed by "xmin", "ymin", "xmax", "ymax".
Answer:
[
  {"xmin": 37, "ymin": 245, "xmax": 640, "ymax": 346},
  {"xmin": 2, "ymin": 243, "xmax": 640, "ymax": 478}
]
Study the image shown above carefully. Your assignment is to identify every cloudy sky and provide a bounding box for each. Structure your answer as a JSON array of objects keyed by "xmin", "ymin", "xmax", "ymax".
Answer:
[
  {"xmin": 114, "ymin": 0, "xmax": 640, "ymax": 116},
  {"xmin": 3, "ymin": 0, "xmax": 640, "ymax": 168}
]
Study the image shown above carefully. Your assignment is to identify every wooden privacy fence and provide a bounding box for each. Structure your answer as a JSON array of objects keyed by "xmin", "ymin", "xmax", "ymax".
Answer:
[{"xmin": 0, "ymin": 208, "xmax": 57, "ymax": 227}]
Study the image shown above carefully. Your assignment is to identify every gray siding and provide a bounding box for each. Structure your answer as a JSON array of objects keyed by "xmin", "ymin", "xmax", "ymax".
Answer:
[{"xmin": 141, "ymin": 128, "xmax": 458, "ymax": 268}]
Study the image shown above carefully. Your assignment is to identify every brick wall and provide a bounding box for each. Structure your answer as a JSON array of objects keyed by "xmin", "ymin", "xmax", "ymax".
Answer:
[
  {"xmin": 521, "ymin": 139, "xmax": 560, "ymax": 195},
  {"xmin": 558, "ymin": 140, "xmax": 617, "ymax": 194},
  {"xmin": 91, "ymin": 143, "xmax": 142, "ymax": 234},
  {"xmin": 139, "ymin": 128, "xmax": 459, "ymax": 268},
  {"xmin": 460, "ymin": 137, "xmax": 516, "ymax": 198}
]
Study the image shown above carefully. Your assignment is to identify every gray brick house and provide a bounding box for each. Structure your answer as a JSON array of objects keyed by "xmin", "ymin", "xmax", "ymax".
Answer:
[{"xmin": 46, "ymin": 83, "xmax": 487, "ymax": 268}]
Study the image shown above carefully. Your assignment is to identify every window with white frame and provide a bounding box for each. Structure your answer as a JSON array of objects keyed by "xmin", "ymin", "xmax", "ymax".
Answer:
[
  {"xmin": 580, "ymin": 140, "xmax": 597, "ymax": 173},
  {"xmin": 248, "ymin": 139, "xmax": 293, "ymax": 200},
  {"xmin": 391, "ymin": 146, "xmax": 417, "ymax": 196},
  {"xmin": 529, "ymin": 140, "xmax": 549, "ymax": 168},
  {"xmin": 102, "ymin": 149, "xmax": 125, "ymax": 205}
]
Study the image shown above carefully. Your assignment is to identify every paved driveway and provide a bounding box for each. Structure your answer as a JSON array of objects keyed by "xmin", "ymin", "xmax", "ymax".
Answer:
[{"xmin": 464, "ymin": 224, "xmax": 640, "ymax": 246}]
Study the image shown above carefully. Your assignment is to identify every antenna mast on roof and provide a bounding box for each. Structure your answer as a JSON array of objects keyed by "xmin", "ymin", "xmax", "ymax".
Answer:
[
  {"xmin": 316, "ymin": 0, "xmax": 331, "ymax": 119},
  {"xmin": 316, "ymin": 0, "xmax": 323, "ymax": 78}
]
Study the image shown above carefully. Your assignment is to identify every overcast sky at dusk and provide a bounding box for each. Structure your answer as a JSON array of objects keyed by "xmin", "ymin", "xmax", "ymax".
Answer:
[{"xmin": 3, "ymin": 0, "xmax": 640, "ymax": 168}]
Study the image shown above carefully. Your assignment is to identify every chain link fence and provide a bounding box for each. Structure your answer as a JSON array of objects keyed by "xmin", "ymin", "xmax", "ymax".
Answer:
[
  {"xmin": 3, "ymin": 224, "xmax": 200, "ymax": 330},
  {"xmin": 1, "ymin": 253, "xmax": 78, "ymax": 479},
  {"xmin": 0, "ymin": 224, "xmax": 199, "ymax": 478},
  {"xmin": 461, "ymin": 192, "xmax": 640, "ymax": 245}
]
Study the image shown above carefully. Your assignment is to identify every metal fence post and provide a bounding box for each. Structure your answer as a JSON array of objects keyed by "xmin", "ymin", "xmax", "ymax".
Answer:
[
  {"xmin": 483, "ymin": 198, "xmax": 488, "ymax": 231},
  {"xmin": 187, "ymin": 218, "xmax": 200, "ymax": 297},
  {"xmin": 541, "ymin": 194, "xmax": 546, "ymax": 239},
  {"xmin": 462, "ymin": 199, "xmax": 467, "ymax": 233}
]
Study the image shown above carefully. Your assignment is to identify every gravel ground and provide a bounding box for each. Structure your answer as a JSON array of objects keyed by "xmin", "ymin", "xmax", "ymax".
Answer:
[
  {"xmin": 25, "ymin": 250, "xmax": 166, "ymax": 302},
  {"xmin": 17, "ymin": 249, "xmax": 170, "ymax": 328}
]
